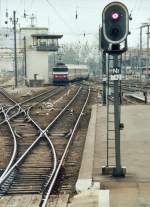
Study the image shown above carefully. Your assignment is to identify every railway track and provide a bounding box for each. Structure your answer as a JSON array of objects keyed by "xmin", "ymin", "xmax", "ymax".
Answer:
[
  {"xmin": 29, "ymin": 87, "xmax": 76, "ymax": 128},
  {"xmin": 0, "ymin": 89, "xmax": 17, "ymax": 122},
  {"xmin": 107, "ymin": 94, "xmax": 145, "ymax": 105},
  {"xmin": 0, "ymin": 86, "xmax": 91, "ymax": 207},
  {"xmin": 0, "ymin": 88, "xmax": 17, "ymax": 107},
  {"xmin": 1, "ymin": 86, "xmax": 78, "ymax": 194},
  {"xmin": 108, "ymin": 79, "xmax": 150, "ymax": 94},
  {"xmin": 0, "ymin": 86, "xmax": 68, "ymax": 193},
  {"xmin": 0, "ymin": 87, "xmax": 62, "ymax": 123},
  {"xmin": 0, "ymin": 89, "xmax": 19, "ymax": 184},
  {"xmin": 40, "ymin": 87, "xmax": 90, "ymax": 207},
  {"xmin": 124, "ymin": 95, "xmax": 145, "ymax": 104}
]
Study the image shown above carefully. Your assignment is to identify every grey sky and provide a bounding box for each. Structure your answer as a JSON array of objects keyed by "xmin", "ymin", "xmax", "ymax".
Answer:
[{"xmin": 0, "ymin": 0, "xmax": 150, "ymax": 47}]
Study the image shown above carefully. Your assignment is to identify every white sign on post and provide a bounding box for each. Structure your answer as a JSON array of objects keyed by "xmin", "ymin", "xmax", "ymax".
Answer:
[
  {"xmin": 110, "ymin": 74, "xmax": 122, "ymax": 80},
  {"xmin": 112, "ymin": 68, "xmax": 120, "ymax": 74},
  {"xmin": 111, "ymin": 67, "xmax": 121, "ymax": 80},
  {"xmin": 102, "ymin": 75, "xmax": 107, "ymax": 82}
]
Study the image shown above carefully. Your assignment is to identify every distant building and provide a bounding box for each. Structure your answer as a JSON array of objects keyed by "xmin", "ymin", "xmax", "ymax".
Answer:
[
  {"xmin": 20, "ymin": 27, "xmax": 63, "ymax": 86},
  {"xmin": 0, "ymin": 26, "xmax": 63, "ymax": 86},
  {"xmin": 0, "ymin": 27, "xmax": 14, "ymax": 48},
  {"xmin": 0, "ymin": 27, "xmax": 23, "ymax": 78}
]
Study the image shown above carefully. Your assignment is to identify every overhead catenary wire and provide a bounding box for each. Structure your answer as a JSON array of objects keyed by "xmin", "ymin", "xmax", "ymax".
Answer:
[
  {"xmin": 3, "ymin": 0, "xmax": 98, "ymax": 40},
  {"xmin": 44, "ymin": 0, "xmax": 77, "ymax": 34},
  {"xmin": 131, "ymin": 0, "xmax": 142, "ymax": 26},
  {"xmin": 44, "ymin": 0, "xmax": 95, "ymax": 39}
]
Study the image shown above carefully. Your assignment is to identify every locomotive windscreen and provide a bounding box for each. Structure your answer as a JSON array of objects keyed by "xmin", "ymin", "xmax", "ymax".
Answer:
[{"xmin": 53, "ymin": 67, "xmax": 68, "ymax": 72}]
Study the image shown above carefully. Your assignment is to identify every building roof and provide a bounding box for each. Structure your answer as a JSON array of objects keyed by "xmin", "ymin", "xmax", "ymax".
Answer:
[
  {"xmin": 31, "ymin": 34, "xmax": 63, "ymax": 39},
  {"xmin": 20, "ymin": 27, "xmax": 48, "ymax": 30},
  {"xmin": 66, "ymin": 64, "xmax": 89, "ymax": 70}
]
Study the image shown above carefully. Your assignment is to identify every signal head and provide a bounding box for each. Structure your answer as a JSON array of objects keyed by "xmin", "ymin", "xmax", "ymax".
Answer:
[{"xmin": 102, "ymin": 2, "xmax": 129, "ymax": 44}]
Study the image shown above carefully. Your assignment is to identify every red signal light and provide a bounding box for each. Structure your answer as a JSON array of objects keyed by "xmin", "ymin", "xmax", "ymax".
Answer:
[{"xmin": 112, "ymin": 12, "xmax": 119, "ymax": 20}]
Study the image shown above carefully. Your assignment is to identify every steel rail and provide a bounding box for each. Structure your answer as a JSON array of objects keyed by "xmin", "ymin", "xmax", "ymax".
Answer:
[
  {"xmin": 0, "ymin": 87, "xmax": 55, "ymax": 106},
  {"xmin": 1, "ymin": 87, "xmax": 56, "ymax": 113},
  {"xmin": 2, "ymin": 87, "xmax": 56, "ymax": 112},
  {"xmin": 0, "ymin": 87, "xmax": 82, "ymax": 186},
  {"xmin": 26, "ymin": 108, "xmax": 58, "ymax": 189},
  {"xmin": 0, "ymin": 89, "xmax": 18, "ymax": 119},
  {"xmin": 0, "ymin": 104, "xmax": 26, "ymax": 126},
  {"xmin": 40, "ymin": 87, "xmax": 91, "ymax": 207},
  {"xmin": 125, "ymin": 95, "xmax": 145, "ymax": 103},
  {"xmin": 0, "ymin": 86, "xmax": 68, "ymax": 184},
  {"xmin": 0, "ymin": 87, "xmax": 62, "ymax": 126},
  {"xmin": 0, "ymin": 107, "xmax": 17, "ymax": 181},
  {"xmin": 19, "ymin": 88, "xmax": 57, "ymax": 105},
  {"xmin": 0, "ymin": 88, "xmax": 17, "ymax": 105},
  {"xmin": 0, "ymin": 87, "xmax": 64, "ymax": 185}
]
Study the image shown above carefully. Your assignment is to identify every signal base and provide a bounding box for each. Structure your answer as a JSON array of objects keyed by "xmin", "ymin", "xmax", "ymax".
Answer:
[{"xmin": 102, "ymin": 166, "xmax": 126, "ymax": 177}]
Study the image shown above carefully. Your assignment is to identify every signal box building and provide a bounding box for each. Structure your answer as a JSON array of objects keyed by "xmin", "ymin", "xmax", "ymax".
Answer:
[{"xmin": 20, "ymin": 27, "xmax": 63, "ymax": 86}]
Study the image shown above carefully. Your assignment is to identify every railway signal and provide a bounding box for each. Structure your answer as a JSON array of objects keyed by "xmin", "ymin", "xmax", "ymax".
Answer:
[
  {"xmin": 101, "ymin": 2, "xmax": 131, "ymax": 177},
  {"xmin": 102, "ymin": 2, "xmax": 129, "ymax": 44},
  {"xmin": 99, "ymin": 26, "xmax": 109, "ymax": 51}
]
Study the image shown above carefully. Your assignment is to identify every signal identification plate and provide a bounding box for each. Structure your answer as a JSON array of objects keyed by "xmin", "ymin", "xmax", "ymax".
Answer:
[{"xmin": 110, "ymin": 74, "xmax": 122, "ymax": 80}]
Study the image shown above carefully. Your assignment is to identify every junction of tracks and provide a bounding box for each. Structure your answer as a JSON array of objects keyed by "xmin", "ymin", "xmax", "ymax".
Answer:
[{"xmin": 0, "ymin": 82, "xmax": 150, "ymax": 207}]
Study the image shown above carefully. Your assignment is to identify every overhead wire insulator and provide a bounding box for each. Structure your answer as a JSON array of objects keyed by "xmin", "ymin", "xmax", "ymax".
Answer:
[
  {"xmin": 24, "ymin": 10, "xmax": 27, "ymax": 18},
  {"xmin": 6, "ymin": 9, "xmax": 9, "ymax": 18},
  {"xmin": 75, "ymin": 10, "xmax": 78, "ymax": 19},
  {"xmin": 5, "ymin": 9, "xmax": 9, "ymax": 24}
]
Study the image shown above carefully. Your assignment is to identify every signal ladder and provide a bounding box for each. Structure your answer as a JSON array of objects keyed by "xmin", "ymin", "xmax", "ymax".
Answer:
[{"xmin": 106, "ymin": 54, "xmax": 122, "ymax": 167}]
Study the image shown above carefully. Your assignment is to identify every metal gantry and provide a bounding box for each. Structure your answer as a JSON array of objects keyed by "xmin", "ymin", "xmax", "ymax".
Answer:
[
  {"xmin": 13, "ymin": 11, "xmax": 18, "ymax": 88},
  {"xmin": 139, "ymin": 22, "xmax": 150, "ymax": 79}
]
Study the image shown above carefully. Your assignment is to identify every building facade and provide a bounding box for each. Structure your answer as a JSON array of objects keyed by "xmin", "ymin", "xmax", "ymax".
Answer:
[{"xmin": 20, "ymin": 27, "xmax": 63, "ymax": 86}]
